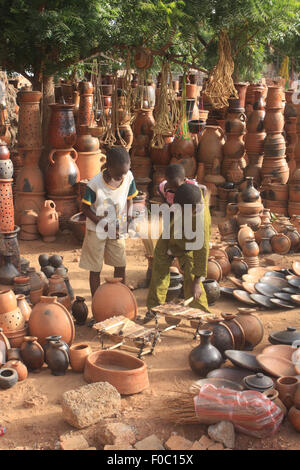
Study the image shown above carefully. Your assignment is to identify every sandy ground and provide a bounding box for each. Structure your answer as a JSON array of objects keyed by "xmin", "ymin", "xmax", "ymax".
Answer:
[{"xmin": 0, "ymin": 220, "xmax": 300, "ymax": 450}]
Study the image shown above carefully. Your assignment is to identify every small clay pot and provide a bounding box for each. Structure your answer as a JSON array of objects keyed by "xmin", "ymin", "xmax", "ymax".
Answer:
[
  {"xmin": 44, "ymin": 340, "xmax": 69, "ymax": 376},
  {"xmin": 0, "ymin": 290, "xmax": 17, "ymax": 315},
  {"xmin": 16, "ymin": 294, "xmax": 31, "ymax": 321},
  {"xmin": 225, "ymin": 241, "xmax": 242, "ymax": 263},
  {"xmin": 69, "ymin": 343, "xmax": 92, "ymax": 372},
  {"xmin": 231, "ymin": 257, "xmax": 248, "ymax": 278},
  {"xmin": 3, "ymin": 360, "xmax": 28, "ymax": 381},
  {"xmin": 241, "ymin": 177, "xmax": 260, "ymax": 202},
  {"xmin": 189, "ymin": 330, "xmax": 223, "ymax": 376},
  {"xmin": 271, "ymin": 233, "xmax": 291, "ymax": 255},
  {"xmin": 203, "ymin": 280, "xmax": 220, "ymax": 305},
  {"xmin": 207, "ymin": 257, "xmax": 223, "ymax": 282},
  {"xmin": 20, "ymin": 336, "xmax": 44, "ymax": 371},
  {"xmin": 263, "ymin": 389, "xmax": 287, "ymax": 416},
  {"xmin": 242, "ymin": 238, "xmax": 259, "ymax": 257},
  {"xmin": 259, "ymin": 237, "xmax": 273, "ymax": 255},
  {"xmin": 276, "ymin": 376, "xmax": 299, "ymax": 409},
  {"xmin": 288, "ymin": 406, "xmax": 300, "ymax": 431},
  {"xmin": 238, "ymin": 224, "xmax": 255, "ymax": 247},
  {"xmin": 71, "ymin": 296, "xmax": 88, "ymax": 325}
]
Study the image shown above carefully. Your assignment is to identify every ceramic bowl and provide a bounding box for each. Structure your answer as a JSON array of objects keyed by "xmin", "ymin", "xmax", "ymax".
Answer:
[
  {"xmin": 224, "ymin": 350, "xmax": 262, "ymax": 372},
  {"xmin": 273, "ymin": 292, "xmax": 293, "ymax": 302},
  {"xmin": 270, "ymin": 298, "xmax": 295, "ymax": 309},
  {"xmin": 242, "ymin": 282, "xmax": 257, "ymax": 294},
  {"xmin": 288, "ymin": 278, "xmax": 300, "ymax": 289},
  {"xmin": 262, "ymin": 345, "xmax": 294, "ymax": 361},
  {"xmin": 228, "ymin": 277, "xmax": 243, "ymax": 288},
  {"xmin": 282, "ymin": 287, "xmax": 300, "ymax": 295},
  {"xmin": 254, "ymin": 282, "xmax": 280, "ymax": 297},
  {"xmin": 263, "ymin": 271, "xmax": 286, "ymax": 279},
  {"xmin": 256, "ymin": 354, "xmax": 296, "ymax": 378},
  {"xmin": 250, "ymin": 293, "xmax": 274, "ymax": 308},
  {"xmin": 220, "ymin": 287, "xmax": 234, "ymax": 297},
  {"xmin": 233, "ymin": 290, "xmax": 256, "ymax": 305},
  {"xmin": 259, "ymin": 277, "xmax": 289, "ymax": 290},
  {"xmin": 292, "ymin": 261, "xmax": 300, "ymax": 276}
]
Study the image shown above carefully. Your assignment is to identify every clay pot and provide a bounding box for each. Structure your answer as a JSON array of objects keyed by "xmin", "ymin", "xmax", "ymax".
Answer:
[
  {"xmin": 71, "ymin": 296, "xmax": 88, "ymax": 325},
  {"xmin": 150, "ymin": 137, "xmax": 172, "ymax": 165},
  {"xmin": 45, "ymin": 340, "xmax": 69, "ymax": 376},
  {"xmin": 48, "ymin": 275, "xmax": 67, "ymax": 296},
  {"xmin": 76, "ymin": 150, "xmax": 106, "ymax": 180},
  {"xmin": 14, "ymin": 192, "xmax": 45, "ymax": 226},
  {"xmin": 271, "ymin": 233, "xmax": 291, "ymax": 254},
  {"xmin": 225, "ymin": 112, "xmax": 246, "ymax": 135},
  {"xmin": 285, "ymin": 226, "xmax": 300, "ymax": 251},
  {"xmin": 134, "ymin": 49, "xmax": 153, "ymax": 70},
  {"xmin": 242, "ymin": 238, "xmax": 259, "ymax": 257},
  {"xmin": 288, "ymin": 201, "xmax": 300, "ymax": 217},
  {"xmin": 237, "ymin": 224, "xmax": 255, "ymax": 247},
  {"xmin": 284, "ymin": 90, "xmax": 297, "ymax": 118},
  {"xmin": 262, "ymin": 389, "xmax": 287, "ymax": 416},
  {"xmin": 266, "ymin": 86, "xmax": 284, "ymax": 109},
  {"xmin": 69, "ymin": 343, "xmax": 91, "ymax": 372},
  {"xmin": 218, "ymin": 217, "xmax": 238, "ymax": 241},
  {"xmin": 223, "ymin": 134, "xmax": 245, "ymax": 159},
  {"xmin": 294, "ymin": 383, "xmax": 300, "ymax": 409},
  {"xmin": 43, "ymin": 335, "xmax": 70, "ymax": 358},
  {"xmin": 48, "ymin": 104, "xmax": 76, "ymax": 149},
  {"xmin": 264, "ymin": 108, "xmax": 284, "ymax": 133},
  {"xmin": 276, "ymin": 376, "xmax": 299, "ymax": 409},
  {"xmin": 20, "ymin": 336, "xmax": 44, "ymax": 370},
  {"xmin": 203, "ymin": 279, "xmax": 220, "ymax": 305},
  {"xmin": 0, "ymin": 255, "xmax": 21, "ymax": 286},
  {"xmin": 244, "ymin": 132, "xmax": 266, "ymax": 155},
  {"xmin": 255, "ymin": 224, "xmax": 277, "ymax": 244},
  {"xmin": 92, "ymin": 278, "xmax": 137, "ymax": 323},
  {"xmin": 17, "ymin": 90, "xmax": 42, "ymax": 148},
  {"xmin": 247, "ymin": 106, "xmax": 265, "ymax": 134},
  {"xmin": 262, "ymin": 157, "xmax": 289, "ymax": 187},
  {"xmin": 241, "ymin": 177, "xmax": 260, "ymax": 202},
  {"xmin": 13, "ymin": 276, "xmax": 30, "ymax": 298},
  {"xmin": 133, "ymin": 109, "xmax": 155, "ymax": 138},
  {"xmin": 226, "ymin": 160, "xmax": 244, "ymax": 184},
  {"xmin": 214, "ymin": 254, "xmax": 231, "ymax": 277},
  {"xmin": 221, "ymin": 313, "xmax": 245, "ymax": 350},
  {"xmin": 189, "ymin": 330, "xmax": 223, "ymax": 376},
  {"xmin": 50, "ymin": 292, "xmax": 71, "ymax": 311},
  {"xmin": 46, "ymin": 148, "xmax": 80, "ymax": 196},
  {"xmin": 130, "ymin": 156, "xmax": 152, "ymax": 179},
  {"xmin": 28, "ymin": 296, "xmax": 75, "ymax": 346},
  {"xmin": 15, "ymin": 148, "xmax": 44, "ymax": 193},
  {"xmin": 37, "ymin": 200, "xmax": 59, "ymax": 242},
  {"xmin": 231, "ymin": 257, "xmax": 248, "ymax": 278},
  {"xmin": 47, "ymin": 194, "xmax": 78, "ymax": 229},
  {"xmin": 197, "ymin": 126, "xmax": 225, "ymax": 164},
  {"xmin": 264, "ymin": 132, "xmax": 286, "ymax": 157},
  {"xmin": 169, "ymin": 155, "xmax": 197, "ymax": 178},
  {"xmin": 207, "ymin": 257, "xmax": 223, "ymax": 282},
  {"xmin": 201, "ymin": 317, "xmax": 235, "ymax": 355},
  {"xmin": 3, "ymin": 360, "xmax": 28, "ymax": 381},
  {"xmin": 16, "ymin": 295, "xmax": 31, "ymax": 322},
  {"xmin": 0, "ymin": 160, "xmax": 14, "ymax": 179},
  {"xmin": 0, "ymin": 179, "xmax": 14, "ymax": 232},
  {"xmin": 30, "ymin": 287, "xmax": 43, "ymax": 306},
  {"xmin": 259, "ymin": 237, "xmax": 273, "ymax": 255},
  {"xmin": 0, "ymin": 290, "xmax": 17, "ymax": 315},
  {"xmin": 243, "ymin": 372, "xmax": 274, "ymax": 393},
  {"xmin": 0, "ymin": 141, "xmax": 10, "ymax": 160},
  {"xmin": 238, "ymin": 201, "xmax": 263, "ymax": 217},
  {"xmin": 225, "ymin": 241, "xmax": 242, "ymax": 262},
  {"xmin": 235, "ymin": 308, "xmax": 264, "ymax": 349},
  {"xmin": 289, "ymin": 183, "xmax": 300, "ymax": 203},
  {"xmin": 288, "ymin": 406, "xmax": 300, "ymax": 431},
  {"xmin": 75, "ymin": 125, "xmax": 99, "ymax": 152}
]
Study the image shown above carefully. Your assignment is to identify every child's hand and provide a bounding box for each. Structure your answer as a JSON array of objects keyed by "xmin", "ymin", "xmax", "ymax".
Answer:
[{"xmin": 192, "ymin": 277, "xmax": 202, "ymax": 301}]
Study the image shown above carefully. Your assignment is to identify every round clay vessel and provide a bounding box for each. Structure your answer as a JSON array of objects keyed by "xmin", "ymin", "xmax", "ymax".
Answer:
[
  {"xmin": 241, "ymin": 177, "xmax": 260, "ymax": 203},
  {"xmin": 221, "ymin": 313, "xmax": 245, "ymax": 350},
  {"xmin": 225, "ymin": 241, "xmax": 242, "ymax": 263},
  {"xmin": 20, "ymin": 336, "xmax": 44, "ymax": 370},
  {"xmin": 28, "ymin": 296, "xmax": 75, "ymax": 346},
  {"xmin": 276, "ymin": 376, "xmax": 299, "ymax": 409},
  {"xmin": 48, "ymin": 274, "xmax": 67, "ymax": 295},
  {"xmin": 84, "ymin": 350, "xmax": 149, "ymax": 395},
  {"xmin": 50, "ymin": 292, "xmax": 71, "ymax": 311},
  {"xmin": 202, "ymin": 280, "xmax": 220, "ymax": 305},
  {"xmin": 70, "ymin": 298, "xmax": 87, "ymax": 325},
  {"xmin": 243, "ymin": 372, "xmax": 274, "ymax": 392},
  {"xmin": 197, "ymin": 126, "xmax": 225, "ymax": 164},
  {"xmin": 92, "ymin": 278, "xmax": 137, "ymax": 323},
  {"xmin": 231, "ymin": 257, "xmax": 248, "ymax": 278},
  {"xmin": 242, "ymin": 238, "xmax": 259, "ymax": 257},
  {"xmin": 255, "ymin": 223, "xmax": 277, "ymax": 244},
  {"xmin": 201, "ymin": 318, "xmax": 235, "ymax": 356},
  {"xmin": 288, "ymin": 406, "xmax": 300, "ymax": 431},
  {"xmin": 0, "ymin": 290, "xmax": 17, "ymax": 315},
  {"xmin": 262, "ymin": 389, "xmax": 287, "ymax": 416},
  {"xmin": 3, "ymin": 360, "xmax": 28, "ymax": 381},
  {"xmin": 189, "ymin": 330, "xmax": 223, "ymax": 376},
  {"xmin": 48, "ymin": 104, "xmax": 76, "ymax": 149},
  {"xmin": 37, "ymin": 200, "xmax": 59, "ymax": 242},
  {"xmin": 45, "ymin": 340, "xmax": 69, "ymax": 376},
  {"xmin": 235, "ymin": 308, "xmax": 263, "ymax": 349},
  {"xmin": 45, "ymin": 148, "xmax": 80, "ymax": 196},
  {"xmin": 69, "ymin": 343, "xmax": 92, "ymax": 372},
  {"xmin": 264, "ymin": 108, "xmax": 284, "ymax": 133},
  {"xmin": 16, "ymin": 295, "xmax": 31, "ymax": 322},
  {"xmin": 206, "ymin": 257, "xmax": 223, "ymax": 282},
  {"xmin": 238, "ymin": 225, "xmax": 255, "ymax": 247},
  {"xmin": 271, "ymin": 233, "xmax": 291, "ymax": 255}
]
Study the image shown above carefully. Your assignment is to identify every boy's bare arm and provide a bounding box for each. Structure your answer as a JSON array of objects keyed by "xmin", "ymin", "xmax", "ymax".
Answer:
[{"xmin": 82, "ymin": 203, "xmax": 107, "ymax": 225}]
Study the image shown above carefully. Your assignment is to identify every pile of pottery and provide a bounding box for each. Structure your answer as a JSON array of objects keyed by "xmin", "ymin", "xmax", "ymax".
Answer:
[
  {"xmin": 45, "ymin": 98, "xmax": 80, "ymax": 229},
  {"xmin": 284, "ymin": 89, "xmax": 297, "ymax": 177},
  {"xmin": 244, "ymin": 89, "xmax": 265, "ymax": 186},
  {"xmin": 0, "ymin": 140, "xmax": 15, "ymax": 233},
  {"xmin": 38, "ymin": 254, "xmax": 74, "ymax": 308},
  {"xmin": 207, "ymin": 244, "xmax": 231, "ymax": 283},
  {"xmin": 236, "ymin": 176, "xmax": 263, "ymax": 233},
  {"xmin": 261, "ymin": 85, "xmax": 289, "ymax": 186},
  {"xmin": 14, "ymin": 88, "xmax": 45, "ymax": 226},
  {"xmin": 288, "ymin": 103, "xmax": 300, "ymax": 217},
  {"xmin": 261, "ymin": 175, "xmax": 289, "ymax": 216},
  {"xmin": 245, "ymin": 83, "xmax": 267, "ymax": 117}
]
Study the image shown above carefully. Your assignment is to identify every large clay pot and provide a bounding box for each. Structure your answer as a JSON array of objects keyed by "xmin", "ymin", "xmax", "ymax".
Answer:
[
  {"xmin": 225, "ymin": 112, "xmax": 246, "ymax": 135},
  {"xmin": 244, "ymin": 132, "xmax": 266, "ymax": 155},
  {"xmin": 189, "ymin": 330, "xmax": 223, "ymax": 376},
  {"xmin": 78, "ymin": 88, "xmax": 94, "ymax": 127},
  {"xmin": 223, "ymin": 134, "xmax": 245, "ymax": 160},
  {"xmin": 245, "ymin": 155, "xmax": 263, "ymax": 185},
  {"xmin": 28, "ymin": 296, "xmax": 75, "ymax": 346},
  {"xmin": 47, "ymin": 274, "xmax": 68, "ymax": 296},
  {"xmin": 235, "ymin": 308, "xmax": 263, "ymax": 348},
  {"xmin": 261, "ymin": 156, "xmax": 289, "ymax": 185},
  {"xmin": 246, "ymin": 91, "xmax": 265, "ymax": 132},
  {"xmin": 16, "ymin": 295, "xmax": 31, "ymax": 322},
  {"xmin": 17, "ymin": 90, "xmax": 42, "ymax": 148},
  {"xmin": 0, "ymin": 179, "xmax": 14, "ymax": 232},
  {"xmin": 0, "ymin": 290, "xmax": 17, "ymax": 315},
  {"xmin": 225, "ymin": 160, "xmax": 244, "ymax": 184},
  {"xmin": 225, "ymin": 241, "xmax": 242, "ymax": 262},
  {"xmin": 221, "ymin": 313, "xmax": 245, "ymax": 350},
  {"xmin": 76, "ymin": 150, "xmax": 106, "ymax": 180},
  {"xmin": 242, "ymin": 238, "xmax": 259, "ymax": 257},
  {"xmin": 264, "ymin": 132, "xmax": 286, "ymax": 157},
  {"xmin": 197, "ymin": 126, "xmax": 225, "ymax": 164},
  {"xmin": 276, "ymin": 376, "xmax": 299, "ymax": 409},
  {"xmin": 71, "ymin": 296, "xmax": 88, "ymax": 325},
  {"xmin": 266, "ymin": 86, "xmax": 284, "ymax": 109},
  {"xmin": 3, "ymin": 359, "xmax": 28, "ymax": 381},
  {"xmin": 271, "ymin": 233, "xmax": 291, "ymax": 254},
  {"xmin": 92, "ymin": 278, "xmax": 137, "ymax": 323},
  {"xmin": 264, "ymin": 108, "xmax": 284, "ymax": 133},
  {"xmin": 37, "ymin": 200, "xmax": 59, "ymax": 242},
  {"xmin": 241, "ymin": 177, "xmax": 260, "ymax": 202},
  {"xmin": 15, "ymin": 148, "xmax": 44, "ymax": 193},
  {"xmin": 237, "ymin": 224, "xmax": 255, "ymax": 247},
  {"xmin": 69, "ymin": 343, "xmax": 91, "ymax": 372},
  {"xmin": 46, "ymin": 148, "xmax": 80, "ymax": 196},
  {"xmin": 75, "ymin": 125, "xmax": 99, "ymax": 152},
  {"xmin": 288, "ymin": 406, "xmax": 300, "ymax": 432},
  {"xmin": 207, "ymin": 257, "xmax": 223, "ymax": 282},
  {"xmin": 150, "ymin": 136, "xmax": 172, "ymax": 165},
  {"xmin": 201, "ymin": 317, "xmax": 235, "ymax": 355},
  {"xmin": 285, "ymin": 226, "xmax": 300, "ymax": 251},
  {"xmin": 203, "ymin": 279, "xmax": 221, "ymax": 305},
  {"xmin": 255, "ymin": 223, "xmax": 277, "ymax": 244},
  {"xmin": 20, "ymin": 336, "xmax": 44, "ymax": 370},
  {"xmin": 48, "ymin": 104, "xmax": 76, "ymax": 149},
  {"xmin": 45, "ymin": 339, "xmax": 69, "ymax": 376},
  {"xmin": 231, "ymin": 257, "xmax": 248, "ymax": 278},
  {"xmin": 133, "ymin": 109, "xmax": 155, "ymax": 138}
]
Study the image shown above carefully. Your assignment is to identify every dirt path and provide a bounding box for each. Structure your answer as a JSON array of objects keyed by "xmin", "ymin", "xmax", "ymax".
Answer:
[{"xmin": 0, "ymin": 221, "xmax": 300, "ymax": 450}]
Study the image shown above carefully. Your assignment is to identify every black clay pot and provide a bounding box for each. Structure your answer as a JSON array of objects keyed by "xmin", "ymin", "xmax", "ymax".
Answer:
[
  {"xmin": 203, "ymin": 279, "xmax": 220, "ymax": 305},
  {"xmin": 166, "ymin": 282, "xmax": 183, "ymax": 302},
  {"xmin": 169, "ymin": 271, "xmax": 184, "ymax": 287},
  {"xmin": 20, "ymin": 336, "xmax": 44, "ymax": 371},
  {"xmin": 0, "ymin": 368, "xmax": 18, "ymax": 389},
  {"xmin": 38, "ymin": 254, "xmax": 49, "ymax": 267},
  {"xmin": 45, "ymin": 340, "xmax": 69, "ymax": 376},
  {"xmin": 241, "ymin": 177, "xmax": 260, "ymax": 202},
  {"xmin": 225, "ymin": 242, "xmax": 243, "ymax": 263},
  {"xmin": 43, "ymin": 335, "xmax": 70, "ymax": 358},
  {"xmin": 0, "ymin": 255, "xmax": 21, "ymax": 285},
  {"xmin": 189, "ymin": 330, "xmax": 223, "ymax": 376},
  {"xmin": 41, "ymin": 265, "xmax": 56, "ymax": 278},
  {"xmin": 48, "ymin": 255, "xmax": 63, "ymax": 268},
  {"xmin": 71, "ymin": 296, "xmax": 88, "ymax": 325}
]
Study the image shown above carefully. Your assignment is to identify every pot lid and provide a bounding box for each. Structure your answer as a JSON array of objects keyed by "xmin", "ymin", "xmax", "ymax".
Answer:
[
  {"xmin": 244, "ymin": 373, "xmax": 273, "ymax": 390},
  {"xmin": 269, "ymin": 327, "xmax": 300, "ymax": 345}
]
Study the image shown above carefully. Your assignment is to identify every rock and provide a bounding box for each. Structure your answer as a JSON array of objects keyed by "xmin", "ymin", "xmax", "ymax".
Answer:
[
  {"xmin": 165, "ymin": 435, "xmax": 193, "ymax": 450},
  {"xmin": 97, "ymin": 422, "xmax": 136, "ymax": 446},
  {"xmin": 61, "ymin": 382, "xmax": 121, "ymax": 429},
  {"xmin": 198, "ymin": 435, "xmax": 214, "ymax": 450},
  {"xmin": 59, "ymin": 433, "xmax": 90, "ymax": 450},
  {"xmin": 208, "ymin": 443, "xmax": 224, "ymax": 450},
  {"xmin": 191, "ymin": 441, "xmax": 205, "ymax": 450},
  {"xmin": 208, "ymin": 421, "xmax": 235, "ymax": 449},
  {"xmin": 104, "ymin": 444, "xmax": 134, "ymax": 450},
  {"xmin": 134, "ymin": 434, "xmax": 165, "ymax": 451}
]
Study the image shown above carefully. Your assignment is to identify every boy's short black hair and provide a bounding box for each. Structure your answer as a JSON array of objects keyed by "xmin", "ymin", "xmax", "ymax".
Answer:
[
  {"xmin": 165, "ymin": 163, "xmax": 185, "ymax": 181},
  {"xmin": 174, "ymin": 183, "xmax": 202, "ymax": 205},
  {"xmin": 106, "ymin": 146, "xmax": 130, "ymax": 167}
]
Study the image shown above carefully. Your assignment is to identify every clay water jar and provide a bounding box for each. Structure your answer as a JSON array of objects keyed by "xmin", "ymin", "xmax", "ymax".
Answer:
[
  {"xmin": 71, "ymin": 296, "xmax": 88, "ymax": 325},
  {"xmin": 132, "ymin": 108, "xmax": 155, "ymax": 139},
  {"xmin": 48, "ymin": 104, "xmax": 76, "ymax": 149},
  {"xmin": 3, "ymin": 360, "xmax": 28, "ymax": 381},
  {"xmin": 197, "ymin": 126, "xmax": 225, "ymax": 164},
  {"xmin": 244, "ymin": 132, "xmax": 266, "ymax": 155},
  {"xmin": 0, "ymin": 290, "xmax": 17, "ymax": 315},
  {"xmin": 235, "ymin": 308, "xmax": 264, "ymax": 349},
  {"xmin": 238, "ymin": 224, "xmax": 255, "ymax": 247},
  {"xmin": 288, "ymin": 406, "xmax": 300, "ymax": 431},
  {"xmin": 45, "ymin": 340, "xmax": 69, "ymax": 376},
  {"xmin": 223, "ymin": 134, "xmax": 245, "ymax": 159},
  {"xmin": 241, "ymin": 177, "xmax": 260, "ymax": 202},
  {"xmin": 202, "ymin": 279, "xmax": 220, "ymax": 305},
  {"xmin": 264, "ymin": 132, "xmax": 286, "ymax": 157},
  {"xmin": 264, "ymin": 108, "xmax": 284, "ymax": 133},
  {"xmin": 84, "ymin": 349, "xmax": 149, "ymax": 395},
  {"xmin": 207, "ymin": 257, "xmax": 223, "ymax": 282},
  {"xmin": 255, "ymin": 223, "xmax": 277, "ymax": 244},
  {"xmin": 37, "ymin": 200, "xmax": 59, "ymax": 242},
  {"xmin": 69, "ymin": 343, "xmax": 92, "ymax": 372},
  {"xmin": 242, "ymin": 238, "xmax": 259, "ymax": 257},
  {"xmin": 20, "ymin": 336, "xmax": 44, "ymax": 370},
  {"xmin": 16, "ymin": 295, "xmax": 31, "ymax": 322},
  {"xmin": 92, "ymin": 278, "xmax": 138, "ymax": 323},
  {"xmin": 261, "ymin": 157, "xmax": 289, "ymax": 185},
  {"xmin": 45, "ymin": 148, "xmax": 80, "ymax": 196},
  {"xmin": 276, "ymin": 376, "xmax": 299, "ymax": 409},
  {"xmin": 259, "ymin": 237, "xmax": 273, "ymax": 255},
  {"xmin": 271, "ymin": 233, "xmax": 291, "ymax": 254},
  {"xmin": 231, "ymin": 257, "xmax": 248, "ymax": 278},
  {"xmin": 76, "ymin": 150, "xmax": 106, "ymax": 180},
  {"xmin": 189, "ymin": 330, "xmax": 223, "ymax": 376}
]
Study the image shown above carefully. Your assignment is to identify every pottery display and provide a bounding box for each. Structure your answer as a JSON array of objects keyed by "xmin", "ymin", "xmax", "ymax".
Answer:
[
  {"xmin": 45, "ymin": 148, "xmax": 80, "ymax": 196},
  {"xmin": 44, "ymin": 339, "xmax": 69, "ymax": 376},
  {"xmin": 20, "ymin": 336, "xmax": 44, "ymax": 370},
  {"xmin": 28, "ymin": 296, "xmax": 75, "ymax": 346},
  {"xmin": 276, "ymin": 376, "xmax": 299, "ymax": 408},
  {"xmin": 243, "ymin": 372, "xmax": 274, "ymax": 393},
  {"xmin": 69, "ymin": 343, "xmax": 91, "ymax": 372},
  {"xmin": 189, "ymin": 329, "xmax": 223, "ymax": 376},
  {"xmin": 92, "ymin": 278, "xmax": 137, "ymax": 323},
  {"xmin": 43, "ymin": 335, "xmax": 70, "ymax": 358},
  {"xmin": 3, "ymin": 359, "xmax": 28, "ymax": 381},
  {"xmin": 48, "ymin": 104, "xmax": 76, "ymax": 149},
  {"xmin": 37, "ymin": 200, "xmax": 59, "ymax": 242},
  {"xmin": 84, "ymin": 349, "xmax": 149, "ymax": 395}
]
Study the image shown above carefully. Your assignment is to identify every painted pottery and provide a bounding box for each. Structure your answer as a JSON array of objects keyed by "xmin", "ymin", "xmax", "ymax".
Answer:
[
  {"xmin": 276, "ymin": 376, "xmax": 299, "ymax": 409},
  {"xmin": 69, "ymin": 343, "xmax": 91, "ymax": 372},
  {"xmin": 0, "ymin": 179, "xmax": 14, "ymax": 232},
  {"xmin": 28, "ymin": 296, "xmax": 75, "ymax": 346},
  {"xmin": 17, "ymin": 90, "xmax": 42, "ymax": 148},
  {"xmin": 48, "ymin": 104, "xmax": 76, "ymax": 149},
  {"xmin": 231, "ymin": 257, "xmax": 248, "ymax": 278},
  {"xmin": 202, "ymin": 280, "xmax": 220, "ymax": 305},
  {"xmin": 45, "ymin": 340, "xmax": 69, "ymax": 376},
  {"xmin": 45, "ymin": 148, "xmax": 80, "ymax": 196},
  {"xmin": 189, "ymin": 330, "xmax": 223, "ymax": 376},
  {"xmin": 16, "ymin": 295, "xmax": 31, "ymax": 322},
  {"xmin": 71, "ymin": 296, "xmax": 88, "ymax": 325},
  {"xmin": 20, "ymin": 336, "xmax": 44, "ymax": 370},
  {"xmin": 92, "ymin": 278, "xmax": 137, "ymax": 323},
  {"xmin": 3, "ymin": 360, "xmax": 28, "ymax": 381}
]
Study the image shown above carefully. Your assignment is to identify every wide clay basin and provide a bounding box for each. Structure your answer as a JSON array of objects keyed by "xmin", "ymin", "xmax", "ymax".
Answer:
[{"xmin": 83, "ymin": 350, "xmax": 149, "ymax": 395}]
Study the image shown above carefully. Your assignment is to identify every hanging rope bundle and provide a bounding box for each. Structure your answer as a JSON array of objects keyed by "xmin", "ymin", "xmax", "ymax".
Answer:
[
  {"xmin": 151, "ymin": 61, "xmax": 180, "ymax": 148},
  {"xmin": 204, "ymin": 30, "xmax": 238, "ymax": 109},
  {"xmin": 174, "ymin": 72, "xmax": 191, "ymax": 141},
  {"xmin": 103, "ymin": 73, "xmax": 128, "ymax": 149}
]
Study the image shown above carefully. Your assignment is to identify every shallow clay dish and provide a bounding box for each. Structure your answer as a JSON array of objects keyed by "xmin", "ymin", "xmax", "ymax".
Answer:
[
  {"xmin": 262, "ymin": 344, "xmax": 294, "ymax": 361},
  {"xmin": 254, "ymin": 282, "xmax": 280, "ymax": 297},
  {"xmin": 259, "ymin": 277, "xmax": 289, "ymax": 290},
  {"xmin": 207, "ymin": 367, "xmax": 251, "ymax": 386},
  {"xmin": 83, "ymin": 350, "xmax": 149, "ymax": 395},
  {"xmin": 224, "ymin": 350, "xmax": 262, "ymax": 372},
  {"xmin": 220, "ymin": 287, "xmax": 234, "ymax": 297},
  {"xmin": 248, "ymin": 266, "xmax": 282, "ymax": 277},
  {"xmin": 263, "ymin": 271, "xmax": 286, "ymax": 279},
  {"xmin": 228, "ymin": 277, "xmax": 243, "ymax": 288},
  {"xmin": 269, "ymin": 298, "xmax": 295, "ymax": 309},
  {"xmin": 273, "ymin": 292, "xmax": 293, "ymax": 302},
  {"xmin": 256, "ymin": 354, "xmax": 296, "ymax": 378},
  {"xmin": 189, "ymin": 377, "xmax": 243, "ymax": 394},
  {"xmin": 288, "ymin": 278, "xmax": 300, "ymax": 289},
  {"xmin": 269, "ymin": 327, "xmax": 300, "ymax": 345},
  {"xmin": 292, "ymin": 261, "xmax": 300, "ymax": 276},
  {"xmin": 242, "ymin": 282, "xmax": 257, "ymax": 294},
  {"xmin": 249, "ymin": 293, "xmax": 274, "ymax": 308},
  {"xmin": 282, "ymin": 287, "xmax": 300, "ymax": 295},
  {"xmin": 291, "ymin": 295, "xmax": 300, "ymax": 306},
  {"xmin": 233, "ymin": 290, "xmax": 256, "ymax": 305},
  {"xmin": 242, "ymin": 274, "xmax": 257, "ymax": 283}
]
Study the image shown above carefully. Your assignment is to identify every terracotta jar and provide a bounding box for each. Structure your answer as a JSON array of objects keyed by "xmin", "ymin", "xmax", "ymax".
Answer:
[
  {"xmin": 48, "ymin": 274, "xmax": 68, "ymax": 296},
  {"xmin": 69, "ymin": 343, "xmax": 92, "ymax": 372},
  {"xmin": 266, "ymin": 86, "xmax": 284, "ymax": 109},
  {"xmin": 276, "ymin": 376, "xmax": 299, "ymax": 409},
  {"xmin": 264, "ymin": 132, "xmax": 286, "ymax": 157},
  {"xmin": 261, "ymin": 157, "xmax": 289, "ymax": 185},
  {"xmin": 27, "ymin": 267, "xmax": 43, "ymax": 293},
  {"xmin": 223, "ymin": 134, "xmax": 245, "ymax": 159},
  {"xmin": 50, "ymin": 292, "xmax": 71, "ymax": 311},
  {"xmin": 246, "ymin": 93, "xmax": 265, "ymax": 133},
  {"xmin": 259, "ymin": 237, "xmax": 273, "ymax": 255},
  {"xmin": 16, "ymin": 295, "xmax": 31, "ymax": 322},
  {"xmin": 237, "ymin": 224, "xmax": 255, "ymax": 247},
  {"xmin": 262, "ymin": 182, "xmax": 288, "ymax": 202},
  {"xmin": 242, "ymin": 238, "xmax": 259, "ymax": 257},
  {"xmin": 43, "ymin": 335, "xmax": 70, "ymax": 357},
  {"xmin": 271, "ymin": 233, "xmax": 291, "ymax": 254},
  {"xmin": 264, "ymin": 108, "xmax": 284, "ymax": 133},
  {"xmin": 28, "ymin": 296, "xmax": 75, "ymax": 346},
  {"xmin": 0, "ymin": 141, "xmax": 10, "ymax": 160},
  {"xmin": 17, "ymin": 90, "xmax": 42, "ymax": 148},
  {"xmin": 225, "ymin": 112, "xmax": 246, "ymax": 135},
  {"xmin": 245, "ymin": 155, "xmax": 263, "ymax": 185},
  {"xmin": 214, "ymin": 254, "xmax": 231, "ymax": 277},
  {"xmin": 47, "ymin": 194, "xmax": 78, "ymax": 230},
  {"xmin": 284, "ymin": 90, "xmax": 297, "ymax": 119},
  {"xmin": 36, "ymin": 200, "xmax": 59, "ymax": 242},
  {"xmin": 263, "ymin": 389, "xmax": 287, "ymax": 416},
  {"xmin": 131, "ymin": 156, "xmax": 152, "ymax": 178},
  {"xmin": 241, "ymin": 177, "xmax": 260, "ymax": 202},
  {"xmin": 20, "ymin": 336, "xmax": 44, "ymax": 370},
  {"xmin": 197, "ymin": 126, "xmax": 225, "ymax": 164},
  {"xmin": 13, "ymin": 276, "xmax": 30, "ymax": 298},
  {"xmin": 221, "ymin": 313, "xmax": 245, "ymax": 350},
  {"xmin": 45, "ymin": 340, "xmax": 69, "ymax": 376},
  {"xmin": 231, "ymin": 256, "xmax": 248, "ymax": 278},
  {"xmin": 133, "ymin": 109, "xmax": 155, "ymax": 139},
  {"xmin": 92, "ymin": 278, "xmax": 137, "ymax": 323},
  {"xmin": 261, "ymin": 209, "xmax": 271, "ymax": 224},
  {"xmin": 45, "ymin": 148, "xmax": 80, "ymax": 196},
  {"xmin": 3, "ymin": 359, "xmax": 28, "ymax": 381},
  {"xmin": 288, "ymin": 406, "xmax": 300, "ymax": 431},
  {"xmin": 189, "ymin": 330, "xmax": 223, "ymax": 376},
  {"xmin": 48, "ymin": 104, "xmax": 76, "ymax": 149},
  {"xmin": 0, "ymin": 290, "xmax": 17, "ymax": 315},
  {"xmin": 202, "ymin": 279, "xmax": 220, "ymax": 305},
  {"xmin": 75, "ymin": 125, "xmax": 99, "ymax": 152},
  {"xmin": 150, "ymin": 136, "xmax": 172, "ymax": 166},
  {"xmin": 207, "ymin": 257, "xmax": 223, "ymax": 282},
  {"xmin": 15, "ymin": 148, "xmax": 44, "ymax": 193},
  {"xmin": 76, "ymin": 150, "xmax": 106, "ymax": 180},
  {"xmin": 235, "ymin": 308, "xmax": 263, "ymax": 349},
  {"xmin": 0, "ymin": 179, "xmax": 14, "ymax": 232},
  {"xmin": 285, "ymin": 225, "xmax": 300, "ymax": 251}
]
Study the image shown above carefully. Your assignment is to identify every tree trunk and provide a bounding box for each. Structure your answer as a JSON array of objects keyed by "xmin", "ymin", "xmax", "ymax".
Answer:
[{"xmin": 41, "ymin": 74, "xmax": 55, "ymax": 172}]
